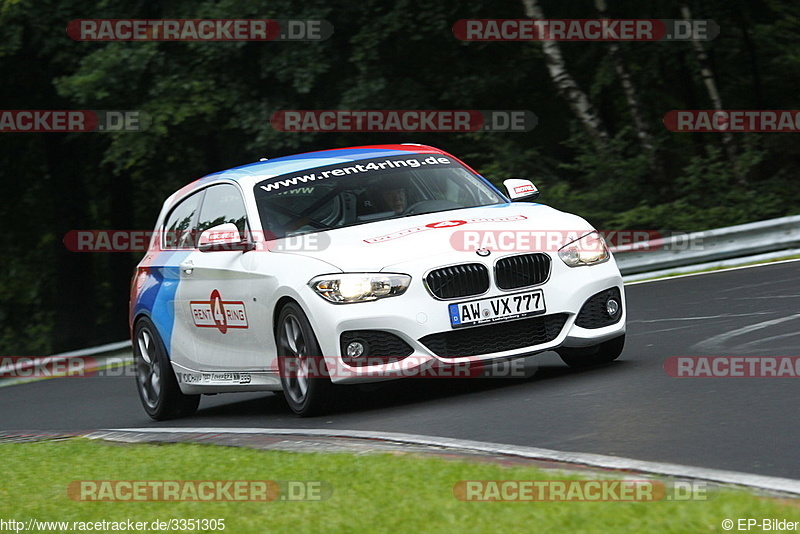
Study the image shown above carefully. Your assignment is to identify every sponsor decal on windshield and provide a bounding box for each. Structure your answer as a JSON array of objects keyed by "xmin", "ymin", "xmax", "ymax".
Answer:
[{"xmin": 256, "ymin": 155, "xmax": 456, "ymax": 194}]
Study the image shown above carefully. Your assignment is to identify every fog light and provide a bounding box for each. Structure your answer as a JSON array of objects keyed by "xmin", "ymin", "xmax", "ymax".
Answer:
[
  {"xmin": 606, "ymin": 298, "xmax": 620, "ymax": 316},
  {"xmin": 346, "ymin": 341, "xmax": 365, "ymax": 358}
]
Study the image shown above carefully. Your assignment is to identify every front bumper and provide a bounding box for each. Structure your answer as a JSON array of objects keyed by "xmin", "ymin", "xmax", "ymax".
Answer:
[{"xmin": 302, "ymin": 254, "xmax": 626, "ymax": 384}]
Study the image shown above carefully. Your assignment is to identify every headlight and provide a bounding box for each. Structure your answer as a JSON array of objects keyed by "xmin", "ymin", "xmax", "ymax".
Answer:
[
  {"xmin": 558, "ymin": 231, "xmax": 610, "ymax": 267},
  {"xmin": 310, "ymin": 273, "xmax": 411, "ymax": 303}
]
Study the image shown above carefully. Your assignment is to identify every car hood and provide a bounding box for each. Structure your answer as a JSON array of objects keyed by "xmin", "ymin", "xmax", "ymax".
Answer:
[{"xmin": 269, "ymin": 203, "xmax": 595, "ymax": 272}]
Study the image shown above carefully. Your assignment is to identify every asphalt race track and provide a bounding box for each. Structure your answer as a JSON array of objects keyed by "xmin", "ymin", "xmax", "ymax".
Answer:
[{"xmin": 1, "ymin": 261, "xmax": 798, "ymax": 479}]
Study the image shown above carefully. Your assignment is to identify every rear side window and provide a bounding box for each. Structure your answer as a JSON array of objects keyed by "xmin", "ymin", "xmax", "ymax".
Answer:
[
  {"xmin": 196, "ymin": 184, "xmax": 249, "ymax": 236},
  {"xmin": 163, "ymin": 191, "xmax": 203, "ymax": 249}
]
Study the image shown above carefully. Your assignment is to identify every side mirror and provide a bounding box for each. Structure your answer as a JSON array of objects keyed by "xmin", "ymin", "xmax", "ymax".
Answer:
[
  {"xmin": 503, "ymin": 179, "xmax": 539, "ymax": 201},
  {"xmin": 198, "ymin": 223, "xmax": 254, "ymax": 252}
]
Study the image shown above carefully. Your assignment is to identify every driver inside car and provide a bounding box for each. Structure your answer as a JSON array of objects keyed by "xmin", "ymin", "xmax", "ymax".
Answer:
[{"xmin": 382, "ymin": 186, "xmax": 408, "ymax": 214}]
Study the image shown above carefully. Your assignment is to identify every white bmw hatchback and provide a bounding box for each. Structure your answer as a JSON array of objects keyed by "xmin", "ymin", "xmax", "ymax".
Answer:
[{"xmin": 130, "ymin": 144, "xmax": 626, "ymax": 418}]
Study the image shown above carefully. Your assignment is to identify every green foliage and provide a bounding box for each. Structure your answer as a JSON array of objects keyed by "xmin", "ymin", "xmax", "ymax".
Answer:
[
  {"xmin": 550, "ymin": 128, "xmax": 655, "ymax": 227},
  {"xmin": 2, "ymin": 0, "xmax": 800, "ymax": 353},
  {"xmin": 606, "ymin": 144, "xmax": 780, "ymax": 232}
]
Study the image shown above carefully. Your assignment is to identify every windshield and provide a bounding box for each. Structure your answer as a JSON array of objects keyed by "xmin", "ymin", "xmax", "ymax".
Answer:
[{"xmin": 253, "ymin": 154, "xmax": 506, "ymax": 238}]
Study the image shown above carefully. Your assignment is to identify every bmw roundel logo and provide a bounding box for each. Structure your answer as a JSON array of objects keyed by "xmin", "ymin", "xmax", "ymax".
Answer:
[{"xmin": 476, "ymin": 248, "xmax": 491, "ymax": 257}]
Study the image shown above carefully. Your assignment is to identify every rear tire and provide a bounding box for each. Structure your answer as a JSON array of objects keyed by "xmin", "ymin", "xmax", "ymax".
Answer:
[
  {"xmin": 557, "ymin": 334, "xmax": 625, "ymax": 369},
  {"xmin": 276, "ymin": 303, "xmax": 336, "ymax": 416},
  {"xmin": 133, "ymin": 317, "xmax": 200, "ymax": 420}
]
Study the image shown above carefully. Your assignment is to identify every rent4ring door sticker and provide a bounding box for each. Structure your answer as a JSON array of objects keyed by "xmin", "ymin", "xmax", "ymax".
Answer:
[{"xmin": 449, "ymin": 289, "xmax": 546, "ymax": 328}]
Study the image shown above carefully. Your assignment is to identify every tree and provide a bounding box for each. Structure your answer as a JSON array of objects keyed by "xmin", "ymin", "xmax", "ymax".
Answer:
[{"xmin": 521, "ymin": 0, "xmax": 610, "ymax": 144}]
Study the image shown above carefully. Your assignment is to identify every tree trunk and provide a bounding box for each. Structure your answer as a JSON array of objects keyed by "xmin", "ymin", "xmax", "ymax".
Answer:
[
  {"xmin": 593, "ymin": 0, "xmax": 653, "ymax": 151},
  {"xmin": 732, "ymin": 1, "xmax": 765, "ymax": 109},
  {"xmin": 680, "ymin": 4, "xmax": 742, "ymax": 183},
  {"xmin": 521, "ymin": 0, "xmax": 609, "ymax": 144},
  {"xmin": 594, "ymin": 0, "xmax": 666, "ymax": 192}
]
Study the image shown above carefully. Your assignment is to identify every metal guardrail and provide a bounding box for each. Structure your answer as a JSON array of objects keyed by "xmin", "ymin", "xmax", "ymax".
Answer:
[
  {"xmin": 611, "ymin": 214, "xmax": 800, "ymax": 275},
  {"xmin": 3, "ymin": 216, "xmax": 798, "ymax": 372},
  {"xmin": 0, "ymin": 341, "xmax": 132, "ymax": 385}
]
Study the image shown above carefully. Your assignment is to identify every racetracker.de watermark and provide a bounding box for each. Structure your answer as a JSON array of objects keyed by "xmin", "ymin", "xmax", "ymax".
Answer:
[
  {"xmin": 233, "ymin": 356, "xmax": 533, "ymax": 380},
  {"xmin": 0, "ymin": 110, "xmax": 147, "ymax": 132},
  {"xmin": 62, "ymin": 230, "xmax": 330, "ymax": 252},
  {"xmin": 453, "ymin": 480, "xmax": 712, "ymax": 501},
  {"xmin": 0, "ymin": 356, "xmax": 99, "ymax": 379},
  {"xmin": 64, "ymin": 228, "xmax": 705, "ymax": 253},
  {"xmin": 664, "ymin": 357, "xmax": 800, "ymax": 377},
  {"xmin": 66, "ymin": 19, "xmax": 333, "ymax": 41},
  {"xmin": 453, "ymin": 19, "xmax": 718, "ymax": 41},
  {"xmin": 664, "ymin": 110, "xmax": 800, "ymax": 132},
  {"xmin": 270, "ymin": 110, "xmax": 537, "ymax": 132},
  {"xmin": 450, "ymin": 229, "xmax": 667, "ymax": 253},
  {"xmin": 0, "ymin": 357, "xmax": 535, "ymax": 380},
  {"xmin": 67, "ymin": 480, "xmax": 331, "ymax": 501}
]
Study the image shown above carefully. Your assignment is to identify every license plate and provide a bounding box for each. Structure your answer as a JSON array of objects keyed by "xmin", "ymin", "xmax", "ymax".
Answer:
[{"xmin": 448, "ymin": 290, "xmax": 545, "ymax": 329}]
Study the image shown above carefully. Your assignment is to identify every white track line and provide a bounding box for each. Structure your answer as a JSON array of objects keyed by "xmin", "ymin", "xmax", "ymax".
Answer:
[
  {"xmin": 625, "ymin": 257, "xmax": 800, "ymax": 285},
  {"xmin": 96, "ymin": 427, "xmax": 800, "ymax": 496}
]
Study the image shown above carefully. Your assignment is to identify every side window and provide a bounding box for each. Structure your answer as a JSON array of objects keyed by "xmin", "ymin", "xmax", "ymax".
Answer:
[
  {"xmin": 163, "ymin": 191, "xmax": 203, "ymax": 249},
  {"xmin": 196, "ymin": 184, "xmax": 249, "ymax": 237}
]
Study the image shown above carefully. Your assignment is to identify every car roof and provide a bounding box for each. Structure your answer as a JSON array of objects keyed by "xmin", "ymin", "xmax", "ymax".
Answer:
[
  {"xmin": 189, "ymin": 143, "xmax": 448, "ymax": 190},
  {"xmin": 159, "ymin": 143, "xmax": 497, "ymax": 225}
]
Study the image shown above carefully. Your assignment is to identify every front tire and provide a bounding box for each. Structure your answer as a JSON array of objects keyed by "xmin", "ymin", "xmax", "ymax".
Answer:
[
  {"xmin": 276, "ymin": 303, "xmax": 336, "ymax": 416},
  {"xmin": 133, "ymin": 317, "xmax": 200, "ymax": 420},
  {"xmin": 557, "ymin": 334, "xmax": 625, "ymax": 368}
]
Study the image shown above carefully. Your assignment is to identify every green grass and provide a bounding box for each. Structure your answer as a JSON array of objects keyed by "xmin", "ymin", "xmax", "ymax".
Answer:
[{"xmin": 0, "ymin": 439, "xmax": 798, "ymax": 533}]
